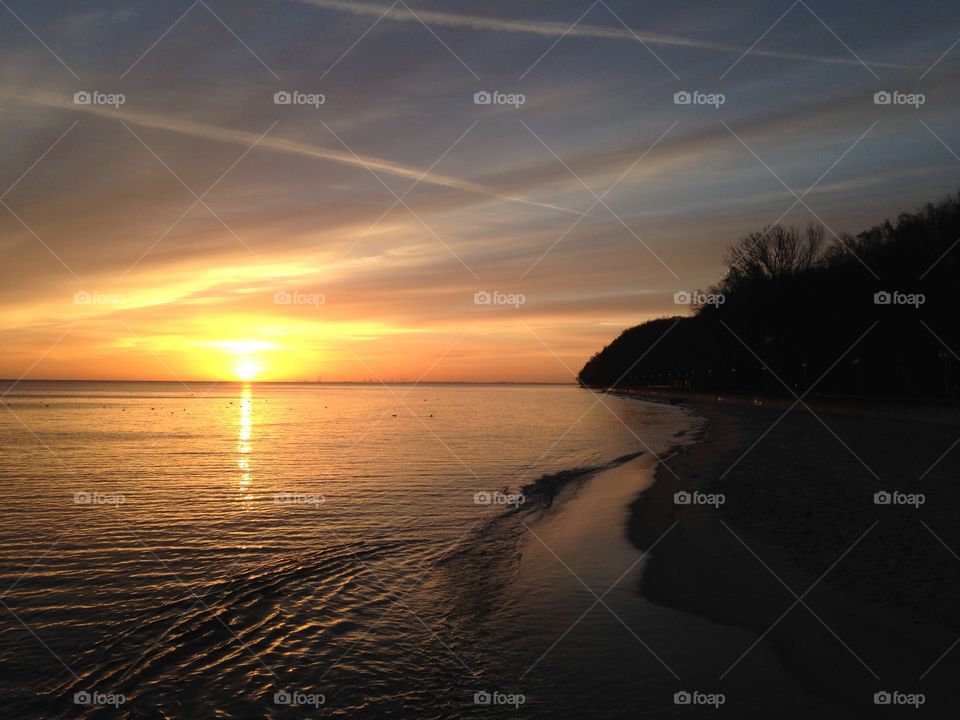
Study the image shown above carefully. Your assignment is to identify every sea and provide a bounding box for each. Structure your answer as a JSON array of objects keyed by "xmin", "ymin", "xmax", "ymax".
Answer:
[{"xmin": 0, "ymin": 381, "xmax": 811, "ymax": 718}]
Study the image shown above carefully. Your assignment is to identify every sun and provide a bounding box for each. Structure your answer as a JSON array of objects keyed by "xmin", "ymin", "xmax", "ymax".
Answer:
[{"xmin": 234, "ymin": 359, "xmax": 260, "ymax": 381}]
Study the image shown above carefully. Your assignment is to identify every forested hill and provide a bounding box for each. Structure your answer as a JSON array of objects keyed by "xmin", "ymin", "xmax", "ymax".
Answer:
[{"xmin": 578, "ymin": 190, "xmax": 960, "ymax": 399}]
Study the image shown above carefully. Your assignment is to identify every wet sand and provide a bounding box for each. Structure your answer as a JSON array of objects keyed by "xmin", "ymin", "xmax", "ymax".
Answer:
[
  {"xmin": 453, "ymin": 394, "xmax": 850, "ymax": 718},
  {"xmin": 497, "ymin": 445, "xmax": 848, "ymax": 718},
  {"xmin": 628, "ymin": 398, "xmax": 960, "ymax": 718}
]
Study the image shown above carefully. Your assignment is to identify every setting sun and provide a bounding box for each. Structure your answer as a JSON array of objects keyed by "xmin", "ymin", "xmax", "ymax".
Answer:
[{"xmin": 234, "ymin": 360, "xmax": 260, "ymax": 381}]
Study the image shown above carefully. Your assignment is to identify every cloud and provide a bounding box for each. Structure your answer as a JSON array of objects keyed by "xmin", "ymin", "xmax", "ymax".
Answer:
[
  {"xmin": 296, "ymin": 0, "xmax": 921, "ymax": 71},
  {"xmin": 19, "ymin": 90, "xmax": 582, "ymax": 216}
]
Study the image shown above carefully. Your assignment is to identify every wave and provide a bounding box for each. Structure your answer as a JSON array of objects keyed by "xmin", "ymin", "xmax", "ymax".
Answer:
[
  {"xmin": 431, "ymin": 451, "xmax": 645, "ymax": 624},
  {"xmin": 41, "ymin": 540, "xmax": 405, "ymax": 715},
  {"xmin": 515, "ymin": 450, "xmax": 644, "ymax": 512}
]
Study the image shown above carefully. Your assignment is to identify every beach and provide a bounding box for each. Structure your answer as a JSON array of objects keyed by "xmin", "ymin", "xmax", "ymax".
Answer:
[
  {"xmin": 629, "ymin": 397, "xmax": 960, "ymax": 717},
  {"xmin": 464, "ymin": 404, "xmax": 847, "ymax": 719},
  {"xmin": 5, "ymin": 379, "xmax": 960, "ymax": 717}
]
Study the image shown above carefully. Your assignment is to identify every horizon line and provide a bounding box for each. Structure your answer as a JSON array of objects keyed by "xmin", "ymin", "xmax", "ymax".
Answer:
[{"xmin": 0, "ymin": 378, "xmax": 579, "ymax": 386}]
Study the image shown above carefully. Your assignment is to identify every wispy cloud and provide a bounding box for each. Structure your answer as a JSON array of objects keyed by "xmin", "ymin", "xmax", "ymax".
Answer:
[
  {"xmin": 20, "ymin": 90, "xmax": 580, "ymax": 215},
  {"xmin": 297, "ymin": 0, "xmax": 919, "ymax": 71}
]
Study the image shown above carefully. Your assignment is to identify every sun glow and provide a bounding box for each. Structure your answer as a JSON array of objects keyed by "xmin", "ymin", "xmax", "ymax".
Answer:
[{"xmin": 234, "ymin": 359, "xmax": 260, "ymax": 381}]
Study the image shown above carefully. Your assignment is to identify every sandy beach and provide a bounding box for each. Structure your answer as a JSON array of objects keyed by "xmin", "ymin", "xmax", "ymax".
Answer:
[
  {"xmin": 479, "ymin": 404, "xmax": 847, "ymax": 718},
  {"xmin": 628, "ymin": 397, "xmax": 960, "ymax": 718}
]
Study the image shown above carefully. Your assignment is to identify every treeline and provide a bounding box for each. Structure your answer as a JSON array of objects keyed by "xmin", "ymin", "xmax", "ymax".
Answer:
[{"xmin": 578, "ymin": 190, "xmax": 960, "ymax": 399}]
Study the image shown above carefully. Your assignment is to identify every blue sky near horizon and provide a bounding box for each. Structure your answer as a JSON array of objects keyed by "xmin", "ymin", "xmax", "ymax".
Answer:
[{"xmin": 1, "ymin": 0, "xmax": 959, "ymax": 381}]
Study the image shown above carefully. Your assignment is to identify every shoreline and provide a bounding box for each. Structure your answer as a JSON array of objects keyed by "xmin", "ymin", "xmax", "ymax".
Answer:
[
  {"xmin": 493, "ymin": 409, "xmax": 843, "ymax": 718},
  {"xmin": 609, "ymin": 387, "xmax": 960, "ymax": 427},
  {"xmin": 627, "ymin": 398, "xmax": 960, "ymax": 718}
]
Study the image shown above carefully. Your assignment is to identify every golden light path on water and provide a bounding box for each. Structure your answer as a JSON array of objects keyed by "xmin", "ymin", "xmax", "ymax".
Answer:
[{"xmin": 238, "ymin": 386, "xmax": 254, "ymax": 503}]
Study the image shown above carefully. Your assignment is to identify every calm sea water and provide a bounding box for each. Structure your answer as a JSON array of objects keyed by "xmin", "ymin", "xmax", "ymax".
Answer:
[{"xmin": 0, "ymin": 381, "xmax": 706, "ymax": 718}]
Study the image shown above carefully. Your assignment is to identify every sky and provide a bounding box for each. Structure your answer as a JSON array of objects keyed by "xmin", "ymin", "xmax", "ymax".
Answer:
[{"xmin": 1, "ymin": 0, "xmax": 959, "ymax": 382}]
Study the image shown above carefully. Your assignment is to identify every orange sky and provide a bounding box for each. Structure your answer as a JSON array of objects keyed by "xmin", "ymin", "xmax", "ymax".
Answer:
[{"xmin": 2, "ymin": 1, "xmax": 958, "ymax": 382}]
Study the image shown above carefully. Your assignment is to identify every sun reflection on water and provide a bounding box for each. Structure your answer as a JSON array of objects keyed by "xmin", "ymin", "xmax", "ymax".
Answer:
[{"xmin": 237, "ymin": 386, "xmax": 254, "ymax": 502}]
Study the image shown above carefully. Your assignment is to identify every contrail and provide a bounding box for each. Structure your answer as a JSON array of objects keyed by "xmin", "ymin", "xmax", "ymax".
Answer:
[
  {"xmin": 22, "ymin": 90, "xmax": 581, "ymax": 215},
  {"xmin": 297, "ymin": 0, "xmax": 919, "ymax": 71}
]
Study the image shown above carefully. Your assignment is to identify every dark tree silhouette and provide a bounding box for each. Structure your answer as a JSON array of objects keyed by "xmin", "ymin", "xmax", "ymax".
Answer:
[
  {"xmin": 723, "ymin": 224, "xmax": 824, "ymax": 286},
  {"xmin": 579, "ymin": 190, "xmax": 960, "ymax": 399}
]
